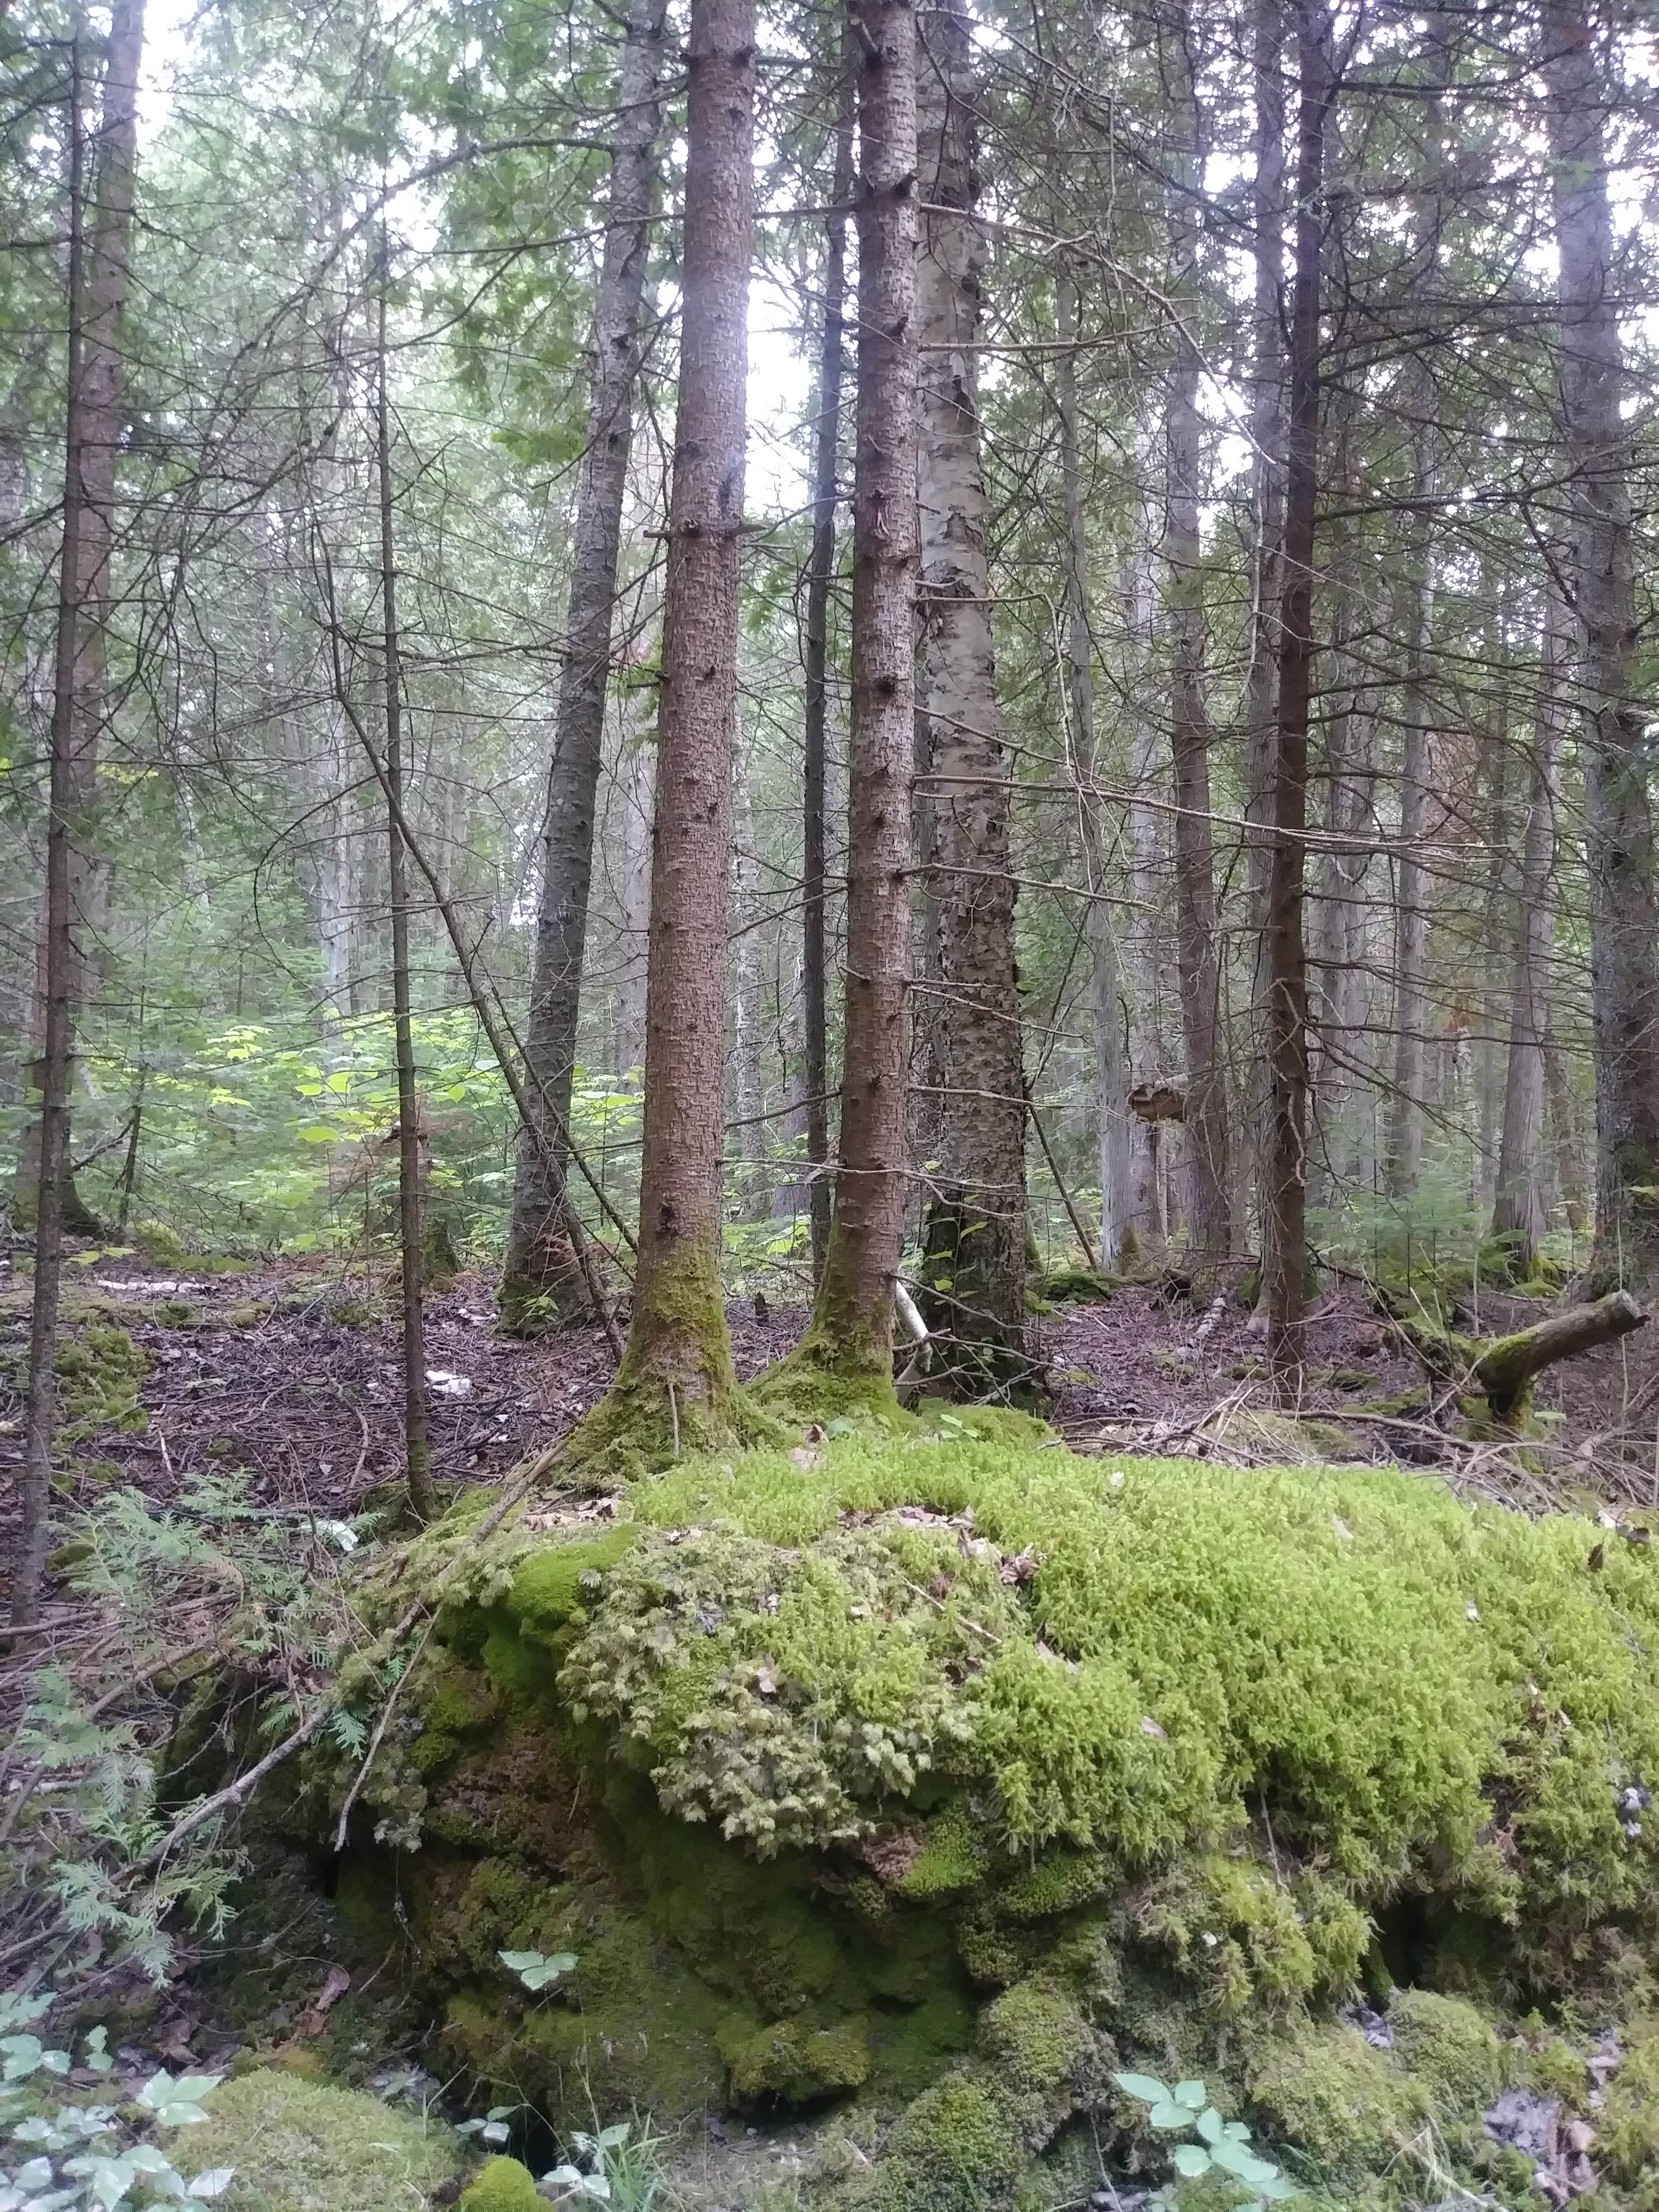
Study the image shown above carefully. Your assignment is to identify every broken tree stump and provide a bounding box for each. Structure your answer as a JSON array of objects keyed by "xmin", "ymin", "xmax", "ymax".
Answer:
[{"xmin": 1470, "ymin": 1289, "xmax": 1647, "ymax": 1426}]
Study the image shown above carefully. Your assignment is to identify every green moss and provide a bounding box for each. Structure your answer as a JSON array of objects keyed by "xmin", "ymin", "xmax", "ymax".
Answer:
[
  {"xmin": 871, "ymin": 2073, "xmax": 1026, "ymax": 2211},
  {"xmin": 170, "ymin": 2067, "xmax": 465, "ymax": 2212},
  {"xmin": 1039, "ymin": 1268, "xmax": 1120, "ymax": 1304},
  {"xmin": 50, "ymin": 1320, "xmax": 148, "ymax": 1436},
  {"xmin": 1249, "ymin": 2021, "xmax": 1431, "ymax": 2185},
  {"xmin": 458, "ymin": 2156, "xmax": 543, "ymax": 2211},
  {"xmin": 1386, "ymin": 1989, "xmax": 1504, "ymax": 2112},
  {"xmin": 1132, "ymin": 1854, "xmax": 1369, "ymax": 2017},
  {"xmin": 722, "ymin": 2015, "xmax": 873, "ymax": 2099},
  {"xmin": 1600, "ymin": 2022, "xmax": 1659, "ymax": 2189}
]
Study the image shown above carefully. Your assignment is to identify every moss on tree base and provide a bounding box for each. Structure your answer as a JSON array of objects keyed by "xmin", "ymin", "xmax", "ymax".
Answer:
[{"xmin": 305, "ymin": 1427, "xmax": 1659, "ymax": 2208}]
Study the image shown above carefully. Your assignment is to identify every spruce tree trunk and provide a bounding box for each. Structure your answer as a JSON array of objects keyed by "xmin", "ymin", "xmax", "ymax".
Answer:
[
  {"xmin": 614, "ymin": 715, "xmax": 655, "ymax": 1077},
  {"xmin": 1163, "ymin": 14, "xmax": 1231, "ymax": 1265},
  {"xmin": 13, "ymin": 40, "xmax": 88, "ymax": 1631},
  {"xmin": 376, "ymin": 261, "xmax": 435, "ymax": 1524},
  {"xmin": 576, "ymin": 0, "xmax": 755, "ymax": 1460},
  {"xmin": 914, "ymin": 0, "xmax": 1030, "ymax": 1390},
  {"xmin": 731, "ymin": 739, "xmax": 771, "ymax": 1221},
  {"xmin": 1385, "ymin": 409, "xmax": 1435, "ymax": 1202},
  {"xmin": 802, "ymin": 32, "xmax": 854, "ymax": 1286},
  {"xmin": 1056, "ymin": 270, "xmax": 1133, "ymax": 1265},
  {"xmin": 14, "ymin": 0, "xmax": 144, "ymax": 1240},
  {"xmin": 1244, "ymin": 0, "xmax": 1285, "ymax": 1308},
  {"xmin": 1263, "ymin": 0, "xmax": 1330, "ymax": 1394},
  {"xmin": 794, "ymin": 0, "xmax": 919, "ymax": 1388},
  {"xmin": 1492, "ymin": 596, "xmax": 1565, "ymax": 1273},
  {"xmin": 1125, "ymin": 471, "xmax": 1165, "ymax": 1252},
  {"xmin": 1543, "ymin": 0, "xmax": 1659, "ymax": 1292},
  {"xmin": 500, "ymin": 0, "xmax": 668, "ymax": 1329}
]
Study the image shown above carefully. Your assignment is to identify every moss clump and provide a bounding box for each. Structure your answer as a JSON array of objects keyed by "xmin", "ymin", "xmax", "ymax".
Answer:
[
  {"xmin": 1039, "ymin": 1267, "xmax": 1120, "ymax": 1304},
  {"xmin": 170, "ymin": 2067, "xmax": 465, "ymax": 2212},
  {"xmin": 1131, "ymin": 1853, "xmax": 1369, "ymax": 2017},
  {"xmin": 458, "ymin": 2156, "xmax": 543, "ymax": 2211},
  {"xmin": 723, "ymin": 2016, "xmax": 873, "ymax": 2099},
  {"xmin": 49, "ymin": 1320, "xmax": 148, "ymax": 1437},
  {"xmin": 1248, "ymin": 2020, "xmax": 1431, "ymax": 2185},
  {"xmin": 1386, "ymin": 1989, "xmax": 1504, "ymax": 2111},
  {"xmin": 1600, "ymin": 2022, "xmax": 1659, "ymax": 2190}
]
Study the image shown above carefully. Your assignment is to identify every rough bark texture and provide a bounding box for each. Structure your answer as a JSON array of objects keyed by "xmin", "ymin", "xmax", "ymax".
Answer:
[
  {"xmin": 792, "ymin": 0, "xmax": 919, "ymax": 1391},
  {"xmin": 1263, "ymin": 0, "xmax": 1330, "ymax": 1394},
  {"xmin": 913, "ymin": 0, "xmax": 1030, "ymax": 1389},
  {"xmin": 1243, "ymin": 0, "xmax": 1285, "ymax": 1302},
  {"xmin": 1163, "ymin": 14, "xmax": 1231, "ymax": 1263},
  {"xmin": 1492, "ymin": 600, "xmax": 1565, "ymax": 1272},
  {"xmin": 1125, "ymin": 470, "xmax": 1166, "ymax": 1253},
  {"xmin": 802, "ymin": 36, "xmax": 854, "ymax": 1285},
  {"xmin": 376, "ymin": 269, "xmax": 434, "ymax": 1524},
  {"xmin": 1057, "ymin": 271, "xmax": 1133, "ymax": 1266},
  {"xmin": 1471, "ymin": 1289, "xmax": 1646, "ymax": 1426},
  {"xmin": 13, "ymin": 41, "xmax": 88, "ymax": 1630},
  {"xmin": 578, "ymin": 0, "xmax": 755, "ymax": 1460},
  {"xmin": 731, "ymin": 739, "xmax": 770, "ymax": 1220},
  {"xmin": 500, "ymin": 0, "xmax": 668, "ymax": 1328},
  {"xmin": 14, "ymin": 1, "xmax": 143, "ymax": 1238},
  {"xmin": 1544, "ymin": 0, "xmax": 1659, "ymax": 1291}
]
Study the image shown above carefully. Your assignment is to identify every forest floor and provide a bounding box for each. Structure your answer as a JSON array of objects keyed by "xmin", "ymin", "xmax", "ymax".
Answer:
[
  {"xmin": 2, "ymin": 1241, "xmax": 1657, "ymax": 2207},
  {"xmin": 4, "ymin": 1238, "xmax": 1656, "ymax": 1531}
]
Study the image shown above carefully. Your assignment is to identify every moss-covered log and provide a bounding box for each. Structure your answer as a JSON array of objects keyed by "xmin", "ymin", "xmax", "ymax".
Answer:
[{"xmin": 1470, "ymin": 1287, "xmax": 1647, "ymax": 1424}]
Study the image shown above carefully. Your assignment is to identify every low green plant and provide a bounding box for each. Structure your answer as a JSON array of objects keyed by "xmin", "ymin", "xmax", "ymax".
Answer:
[
  {"xmin": 1113, "ymin": 2071, "xmax": 1301, "ymax": 2209},
  {"xmin": 541, "ymin": 2119, "xmax": 668, "ymax": 2210},
  {"xmin": 498, "ymin": 1949, "xmax": 577, "ymax": 1993},
  {"xmin": 0, "ymin": 2013, "xmax": 231, "ymax": 2211}
]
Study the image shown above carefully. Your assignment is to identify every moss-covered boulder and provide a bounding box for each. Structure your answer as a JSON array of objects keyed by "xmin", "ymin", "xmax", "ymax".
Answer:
[
  {"xmin": 307, "ymin": 1427, "xmax": 1659, "ymax": 2207},
  {"xmin": 171, "ymin": 2068, "xmax": 466, "ymax": 2211}
]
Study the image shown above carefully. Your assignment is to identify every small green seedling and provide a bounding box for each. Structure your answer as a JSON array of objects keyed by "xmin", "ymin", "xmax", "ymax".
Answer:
[
  {"xmin": 498, "ymin": 1949, "xmax": 577, "ymax": 1993},
  {"xmin": 457, "ymin": 2104, "xmax": 521, "ymax": 2149},
  {"xmin": 1113, "ymin": 2072, "xmax": 1301, "ymax": 2209}
]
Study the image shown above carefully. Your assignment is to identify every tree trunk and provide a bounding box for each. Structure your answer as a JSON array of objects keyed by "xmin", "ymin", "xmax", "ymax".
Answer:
[
  {"xmin": 1544, "ymin": 1019, "xmax": 1589, "ymax": 1239},
  {"xmin": 1056, "ymin": 270, "xmax": 1133, "ymax": 1265},
  {"xmin": 731, "ymin": 738, "xmax": 771, "ymax": 1221},
  {"xmin": 1163, "ymin": 14, "xmax": 1230, "ymax": 1264},
  {"xmin": 802, "ymin": 30, "xmax": 854, "ymax": 1286},
  {"xmin": 376, "ymin": 258, "xmax": 435, "ymax": 1525},
  {"xmin": 914, "ymin": 0, "xmax": 1030, "ymax": 1391},
  {"xmin": 1492, "ymin": 596, "xmax": 1565, "ymax": 1274},
  {"xmin": 1263, "ymin": 0, "xmax": 1331, "ymax": 1394},
  {"xmin": 1385, "ymin": 409, "xmax": 1435, "ymax": 1203},
  {"xmin": 1544, "ymin": 0, "xmax": 1659, "ymax": 1292},
  {"xmin": 500, "ymin": 0, "xmax": 668, "ymax": 1329},
  {"xmin": 576, "ymin": 0, "xmax": 755, "ymax": 1461},
  {"xmin": 14, "ymin": 0, "xmax": 144, "ymax": 1241},
  {"xmin": 614, "ymin": 713, "xmax": 655, "ymax": 1076},
  {"xmin": 13, "ymin": 38, "xmax": 88, "ymax": 1632},
  {"xmin": 793, "ymin": 0, "xmax": 919, "ymax": 1390},
  {"xmin": 1125, "ymin": 462, "xmax": 1164, "ymax": 1252},
  {"xmin": 1244, "ymin": 0, "xmax": 1285, "ymax": 1297}
]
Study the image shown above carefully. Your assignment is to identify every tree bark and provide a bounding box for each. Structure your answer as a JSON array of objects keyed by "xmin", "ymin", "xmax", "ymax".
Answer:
[
  {"xmin": 1244, "ymin": 0, "xmax": 1285, "ymax": 1306},
  {"xmin": 795, "ymin": 0, "xmax": 919, "ymax": 1388},
  {"xmin": 1263, "ymin": 0, "xmax": 1331, "ymax": 1394},
  {"xmin": 731, "ymin": 737, "xmax": 771, "ymax": 1220},
  {"xmin": 1492, "ymin": 596, "xmax": 1566, "ymax": 1273},
  {"xmin": 14, "ymin": 0, "xmax": 144, "ymax": 1241},
  {"xmin": 1471, "ymin": 1289, "xmax": 1646, "ymax": 1426},
  {"xmin": 613, "ymin": 712, "xmax": 655, "ymax": 1076},
  {"xmin": 1163, "ymin": 12, "xmax": 1231, "ymax": 1264},
  {"xmin": 914, "ymin": 0, "xmax": 1030, "ymax": 1390},
  {"xmin": 1056, "ymin": 270, "xmax": 1133, "ymax": 1265},
  {"xmin": 1385, "ymin": 409, "xmax": 1435, "ymax": 1203},
  {"xmin": 376, "ymin": 255, "xmax": 434, "ymax": 1526},
  {"xmin": 13, "ymin": 37, "xmax": 87, "ymax": 1633},
  {"xmin": 1543, "ymin": 0, "xmax": 1659, "ymax": 1291},
  {"xmin": 586, "ymin": 0, "xmax": 755, "ymax": 1451},
  {"xmin": 500, "ymin": 0, "xmax": 668, "ymax": 1328},
  {"xmin": 802, "ymin": 31, "xmax": 854, "ymax": 1286}
]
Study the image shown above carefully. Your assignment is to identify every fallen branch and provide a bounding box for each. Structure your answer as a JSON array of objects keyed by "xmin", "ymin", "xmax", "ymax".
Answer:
[{"xmin": 1471, "ymin": 1291, "xmax": 1647, "ymax": 1426}]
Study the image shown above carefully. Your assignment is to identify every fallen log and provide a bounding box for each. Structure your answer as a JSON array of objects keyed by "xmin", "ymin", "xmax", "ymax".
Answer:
[{"xmin": 1470, "ymin": 1290, "xmax": 1647, "ymax": 1426}]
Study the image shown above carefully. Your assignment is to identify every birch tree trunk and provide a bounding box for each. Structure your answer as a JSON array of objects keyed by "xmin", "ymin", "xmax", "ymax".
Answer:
[
  {"xmin": 914, "ymin": 0, "xmax": 1030, "ymax": 1389},
  {"xmin": 792, "ymin": 0, "xmax": 919, "ymax": 1390},
  {"xmin": 578, "ymin": 0, "xmax": 755, "ymax": 1461},
  {"xmin": 1263, "ymin": 0, "xmax": 1331, "ymax": 1393},
  {"xmin": 1492, "ymin": 595, "xmax": 1565, "ymax": 1274},
  {"xmin": 1163, "ymin": 14, "xmax": 1231, "ymax": 1264},
  {"xmin": 1544, "ymin": 0, "xmax": 1659, "ymax": 1291},
  {"xmin": 500, "ymin": 0, "xmax": 668, "ymax": 1328},
  {"xmin": 14, "ymin": 0, "xmax": 144, "ymax": 1238}
]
